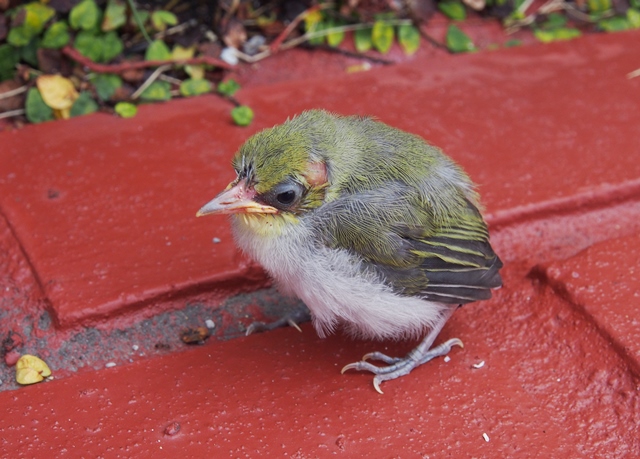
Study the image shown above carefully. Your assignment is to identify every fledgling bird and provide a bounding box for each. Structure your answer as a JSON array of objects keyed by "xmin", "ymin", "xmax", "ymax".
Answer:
[{"xmin": 197, "ymin": 110, "xmax": 502, "ymax": 393}]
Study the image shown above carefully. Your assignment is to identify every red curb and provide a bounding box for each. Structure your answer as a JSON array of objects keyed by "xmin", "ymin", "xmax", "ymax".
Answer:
[{"xmin": 544, "ymin": 234, "xmax": 640, "ymax": 373}]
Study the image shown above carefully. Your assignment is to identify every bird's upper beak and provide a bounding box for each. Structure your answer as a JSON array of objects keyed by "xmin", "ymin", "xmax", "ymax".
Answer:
[{"xmin": 196, "ymin": 179, "xmax": 278, "ymax": 217}]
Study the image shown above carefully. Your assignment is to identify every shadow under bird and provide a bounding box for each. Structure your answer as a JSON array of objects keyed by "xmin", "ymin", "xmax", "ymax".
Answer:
[{"xmin": 197, "ymin": 110, "xmax": 503, "ymax": 393}]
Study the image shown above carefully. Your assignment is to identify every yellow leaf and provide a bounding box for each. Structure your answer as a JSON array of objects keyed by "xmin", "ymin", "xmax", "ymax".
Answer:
[
  {"xmin": 36, "ymin": 75, "xmax": 79, "ymax": 111},
  {"xmin": 171, "ymin": 45, "xmax": 196, "ymax": 61},
  {"xmin": 16, "ymin": 354, "xmax": 52, "ymax": 385}
]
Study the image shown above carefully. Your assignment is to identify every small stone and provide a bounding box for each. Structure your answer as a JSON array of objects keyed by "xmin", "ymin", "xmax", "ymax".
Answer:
[
  {"xmin": 105, "ymin": 362, "xmax": 116, "ymax": 368},
  {"xmin": 220, "ymin": 47, "xmax": 238, "ymax": 66},
  {"xmin": 443, "ymin": 356, "xmax": 451, "ymax": 363},
  {"xmin": 164, "ymin": 422, "xmax": 181, "ymax": 436},
  {"xmin": 132, "ymin": 344, "xmax": 139, "ymax": 351},
  {"xmin": 483, "ymin": 432, "xmax": 490, "ymax": 442},
  {"xmin": 242, "ymin": 35, "xmax": 266, "ymax": 56},
  {"xmin": 212, "ymin": 237, "xmax": 221, "ymax": 244},
  {"xmin": 205, "ymin": 319, "xmax": 215, "ymax": 329},
  {"xmin": 472, "ymin": 361, "xmax": 485, "ymax": 369}
]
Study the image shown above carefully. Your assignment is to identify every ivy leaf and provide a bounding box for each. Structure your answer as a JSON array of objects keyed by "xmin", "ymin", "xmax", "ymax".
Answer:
[
  {"xmin": 597, "ymin": 16, "xmax": 630, "ymax": 31},
  {"xmin": 628, "ymin": 8, "xmax": 640, "ymax": 28},
  {"xmin": 438, "ymin": 1, "xmax": 467, "ymax": 20},
  {"xmin": 305, "ymin": 10, "xmax": 325, "ymax": 45},
  {"xmin": 19, "ymin": 2, "xmax": 56, "ymax": 37},
  {"xmin": 151, "ymin": 10, "xmax": 178, "ymax": 32},
  {"xmin": 587, "ymin": 0, "xmax": 612, "ymax": 13},
  {"xmin": 42, "ymin": 22, "xmax": 71, "ymax": 49},
  {"xmin": 0, "ymin": 45, "xmax": 20, "ymax": 81},
  {"xmin": 540, "ymin": 12, "xmax": 567, "ymax": 29},
  {"xmin": 139, "ymin": 81, "xmax": 172, "ymax": 101},
  {"xmin": 7, "ymin": 27, "xmax": 34, "ymax": 47},
  {"xmin": 20, "ymin": 38, "xmax": 41, "ymax": 67},
  {"xmin": 372, "ymin": 20, "xmax": 394, "ymax": 54},
  {"xmin": 326, "ymin": 19, "xmax": 345, "ymax": 47},
  {"xmin": 70, "ymin": 0, "xmax": 101, "ymax": 31},
  {"xmin": 534, "ymin": 27, "xmax": 581, "ymax": 42},
  {"xmin": 446, "ymin": 25, "xmax": 475, "ymax": 53},
  {"xmin": 217, "ymin": 79, "xmax": 240, "ymax": 96},
  {"xmin": 354, "ymin": 27, "xmax": 373, "ymax": 52},
  {"xmin": 231, "ymin": 106, "xmax": 254, "ymax": 126},
  {"xmin": 171, "ymin": 45, "xmax": 196, "ymax": 61},
  {"xmin": 398, "ymin": 24, "xmax": 420, "ymax": 55},
  {"xmin": 25, "ymin": 88, "xmax": 55, "ymax": 123},
  {"xmin": 70, "ymin": 91, "xmax": 99, "ymax": 117},
  {"xmin": 102, "ymin": 0, "xmax": 127, "ymax": 31},
  {"xmin": 115, "ymin": 102, "xmax": 137, "ymax": 118},
  {"xmin": 74, "ymin": 30, "xmax": 102, "ymax": 61},
  {"xmin": 101, "ymin": 31, "xmax": 123, "ymax": 61},
  {"xmin": 145, "ymin": 39, "xmax": 171, "ymax": 61},
  {"xmin": 180, "ymin": 78, "xmax": 212, "ymax": 97},
  {"xmin": 91, "ymin": 73, "xmax": 122, "ymax": 100}
]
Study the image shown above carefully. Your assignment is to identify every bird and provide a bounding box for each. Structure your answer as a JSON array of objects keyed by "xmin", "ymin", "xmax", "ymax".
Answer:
[{"xmin": 197, "ymin": 110, "xmax": 502, "ymax": 393}]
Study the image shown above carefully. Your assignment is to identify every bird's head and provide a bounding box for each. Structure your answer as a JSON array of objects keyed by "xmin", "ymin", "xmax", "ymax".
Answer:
[{"xmin": 196, "ymin": 113, "xmax": 331, "ymax": 234}]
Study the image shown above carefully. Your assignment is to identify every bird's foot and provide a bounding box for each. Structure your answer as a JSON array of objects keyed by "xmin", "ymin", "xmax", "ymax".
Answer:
[
  {"xmin": 245, "ymin": 307, "xmax": 311, "ymax": 336},
  {"xmin": 341, "ymin": 338, "xmax": 463, "ymax": 394}
]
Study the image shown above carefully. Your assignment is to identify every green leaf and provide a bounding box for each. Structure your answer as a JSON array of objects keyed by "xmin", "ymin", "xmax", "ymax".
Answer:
[
  {"xmin": 217, "ymin": 79, "xmax": 240, "ymax": 97},
  {"xmin": 115, "ymin": 102, "xmax": 137, "ymax": 118},
  {"xmin": 354, "ymin": 27, "xmax": 372, "ymax": 52},
  {"xmin": 304, "ymin": 10, "xmax": 324, "ymax": 45},
  {"xmin": 628, "ymin": 8, "xmax": 640, "ymax": 28},
  {"xmin": 438, "ymin": 1, "xmax": 467, "ymax": 20},
  {"xmin": 42, "ymin": 22, "xmax": 71, "ymax": 49},
  {"xmin": 541, "ymin": 12, "xmax": 567, "ymax": 29},
  {"xmin": 102, "ymin": 0, "xmax": 127, "ymax": 31},
  {"xmin": 180, "ymin": 78, "xmax": 212, "ymax": 97},
  {"xmin": 101, "ymin": 31, "xmax": 124, "ymax": 61},
  {"xmin": 631, "ymin": 0, "xmax": 640, "ymax": 9},
  {"xmin": 598, "ymin": 16, "xmax": 630, "ymax": 31},
  {"xmin": 372, "ymin": 20, "xmax": 394, "ymax": 54},
  {"xmin": 0, "ymin": 44, "xmax": 20, "ymax": 81},
  {"xmin": 231, "ymin": 105, "xmax": 254, "ymax": 126},
  {"xmin": 7, "ymin": 26, "xmax": 35, "ymax": 47},
  {"xmin": 145, "ymin": 39, "xmax": 171, "ymax": 61},
  {"xmin": 74, "ymin": 30, "xmax": 102, "ymax": 61},
  {"xmin": 398, "ymin": 24, "xmax": 420, "ymax": 55},
  {"xmin": 70, "ymin": 0, "xmax": 101, "ymax": 30},
  {"xmin": 25, "ymin": 88, "xmax": 54, "ymax": 123},
  {"xmin": 139, "ymin": 81, "xmax": 172, "ymax": 101},
  {"xmin": 21, "ymin": 2, "xmax": 56, "ymax": 35},
  {"xmin": 534, "ymin": 27, "xmax": 581, "ymax": 42},
  {"xmin": 20, "ymin": 37, "xmax": 40, "ymax": 67},
  {"xmin": 151, "ymin": 10, "xmax": 178, "ymax": 32},
  {"xmin": 446, "ymin": 25, "xmax": 475, "ymax": 53},
  {"xmin": 308, "ymin": 20, "xmax": 326, "ymax": 45},
  {"xmin": 504, "ymin": 39, "xmax": 522, "ymax": 47},
  {"xmin": 70, "ymin": 91, "xmax": 99, "ymax": 117},
  {"xmin": 326, "ymin": 19, "xmax": 345, "ymax": 47},
  {"xmin": 91, "ymin": 73, "xmax": 122, "ymax": 100},
  {"xmin": 587, "ymin": 0, "xmax": 612, "ymax": 13}
]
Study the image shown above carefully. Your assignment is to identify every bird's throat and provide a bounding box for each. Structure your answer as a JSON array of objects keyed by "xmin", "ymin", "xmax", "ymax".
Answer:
[{"xmin": 231, "ymin": 213, "xmax": 299, "ymax": 238}]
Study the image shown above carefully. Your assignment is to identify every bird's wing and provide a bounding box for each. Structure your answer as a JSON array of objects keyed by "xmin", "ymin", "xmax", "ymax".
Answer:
[{"xmin": 312, "ymin": 185, "xmax": 502, "ymax": 305}]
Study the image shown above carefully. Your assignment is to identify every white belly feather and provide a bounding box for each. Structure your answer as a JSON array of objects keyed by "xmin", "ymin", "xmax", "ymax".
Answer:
[{"xmin": 231, "ymin": 215, "xmax": 446, "ymax": 340}]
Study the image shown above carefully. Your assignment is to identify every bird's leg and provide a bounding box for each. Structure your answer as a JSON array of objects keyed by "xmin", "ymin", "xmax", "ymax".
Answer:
[
  {"xmin": 245, "ymin": 305, "xmax": 311, "ymax": 335},
  {"xmin": 341, "ymin": 306, "xmax": 462, "ymax": 394}
]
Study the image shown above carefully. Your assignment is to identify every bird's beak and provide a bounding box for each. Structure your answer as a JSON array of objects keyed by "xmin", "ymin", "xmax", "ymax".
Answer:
[{"xmin": 196, "ymin": 180, "xmax": 278, "ymax": 217}]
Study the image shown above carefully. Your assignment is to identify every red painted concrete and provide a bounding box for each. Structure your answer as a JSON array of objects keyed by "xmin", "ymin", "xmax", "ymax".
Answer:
[
  {"xmin": 0, "ymin": 30, "xmax": 639, "ymax": 457},
  {"xmin": 544, "ymin": 234, "xmax": 640, "ymax": 373},
  {"xmin": 1, "ymin": 31, "xmax": 639, "ymax": 330}
]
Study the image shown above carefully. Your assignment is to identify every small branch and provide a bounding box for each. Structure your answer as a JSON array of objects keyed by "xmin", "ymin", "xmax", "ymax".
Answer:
[
  {"xmin": 627, "ymin": 68, "xmax": 640, "ymax": 79},
  {"xmin": 131, "ymin": 64, "xmax": 172, "ymax": 99},
  {"xmin": 0, "ymin": 85, "xmax": 28, "ymax": 100},
  {"xmin": 0, "ymin": 109, "xmax": 26, "ymax": 120},
  {"xmin": 61, "ymin": 46, "xmax": 235, "ymax": 74},
  {"xmin": 270, "ymin": 4, "xmax": 326, "ymax": 52}
]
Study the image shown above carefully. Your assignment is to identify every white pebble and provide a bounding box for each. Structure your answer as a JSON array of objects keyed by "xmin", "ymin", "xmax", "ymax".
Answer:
[
  {"xmin": 443, "ymin": 356, "xmax": 451, "ymax": 363},
  {"xmin": 105, "ymin": 362, "xmax": 116, "ymax": 368},
  {"xmin": 472, "ymin": 361, "xmax": 485, "ymax": 369},
  {"xmin": 220, "ymin": 47, "xmax": 239, "ymax": 66},
  {"xmin": 483, "ymin": 433, "xmax": 490, "ymax": 442},
  {"xmin": 132, "ymin": 344, "xmax": 139, "ymax": 351},
  {"xmin": 205, "ymin": 319, "xmax": 216, "ymax": 329},
  {"xmin": 212, "ymin": 237, "xmax": 221, "ymax": 244}
]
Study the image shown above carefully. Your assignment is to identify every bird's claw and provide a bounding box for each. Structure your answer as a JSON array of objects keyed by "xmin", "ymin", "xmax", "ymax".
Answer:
[{"xmin": 342, "ymin": 338, "xmax": 464, "ymax": 394}]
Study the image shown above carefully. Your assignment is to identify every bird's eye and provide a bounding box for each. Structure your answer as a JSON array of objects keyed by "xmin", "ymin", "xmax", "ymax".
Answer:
[{"xmin": 276, "ymin": 190, "xmax": 296, "ymax": 205}]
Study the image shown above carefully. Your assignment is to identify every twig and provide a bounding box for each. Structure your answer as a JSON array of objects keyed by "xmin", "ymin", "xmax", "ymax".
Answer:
[
  {"xmin": 131, "ymin": 64, "xmax": 172, "ymax": 99},
  {"xmin": 270, "ymin": 4, "xmax": 328, "ymax": 52},
  {"xmin": 0, "ymin": 85, "xmax": 28, "ymax": 100},
  {"xmin": 154, "ymin": 19, "xmax": 197, "ymax": 40},
  {"xmin": 628, "ymin": 68, "xmax": 640, "ymax": 79},
  {"xmin": 0, "ymin": 109, "xmax": 25, "ymax": 120},
  {"xmin": 418, "ymin": 29, "xmax": 448, "ymax": 51},
  {"xmin": 61, "ymin": 46, "xmax": 235, "ymax": 73}
]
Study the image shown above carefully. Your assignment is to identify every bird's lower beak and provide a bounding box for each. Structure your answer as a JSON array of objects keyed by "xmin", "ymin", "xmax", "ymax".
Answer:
[{"xmin": 196, "ymin": 180, "xmax": 278, "ymax": 217}]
